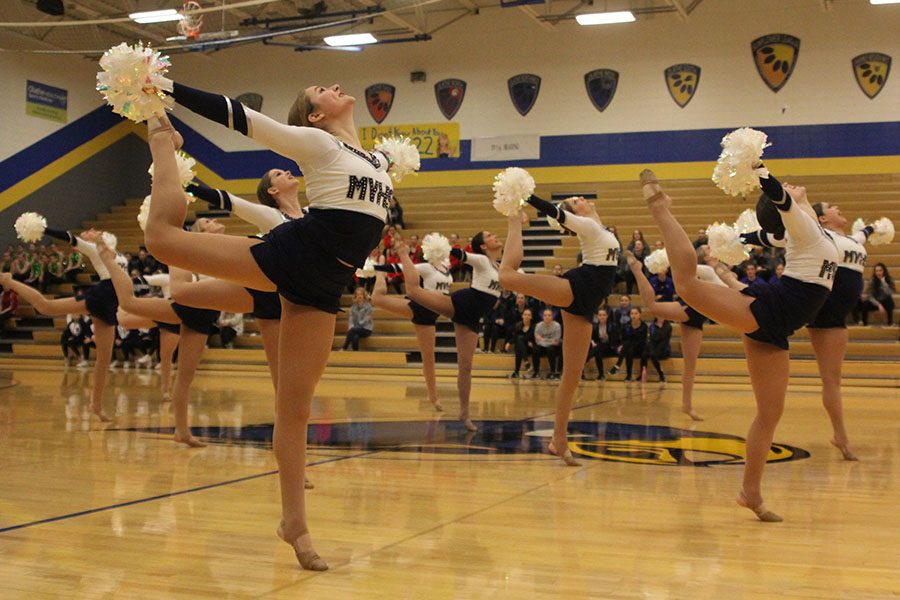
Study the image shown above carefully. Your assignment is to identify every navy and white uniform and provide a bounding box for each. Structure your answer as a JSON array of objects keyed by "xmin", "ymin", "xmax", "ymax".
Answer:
[
  {"xmin": 527, "ymin": 196, "xmax": 620, "ymax": 321},
  {"xmin": 145, "ymin": 273, "xmax": 181, "ymax": 334},
  {"xmin": 377, "ymin": 261, "xmax": 453, "ymax": 326},
  {"xmin": 450, "ymin": 250, "xmax": 501, "ymax": 332},
  {"xmin": 170, "ymin": 274, "xmax": 220, "ymax": 335},
  {"xmin": 677, "ymin": 264, "xmax": 727, "ymax": 331},
  {"xmin": 46, "ymin": 229, "xmax": 127, "ymax": 326},
  {"xmin": 740, "ymin": 176, "xmax": 839, "ymax": 349}
]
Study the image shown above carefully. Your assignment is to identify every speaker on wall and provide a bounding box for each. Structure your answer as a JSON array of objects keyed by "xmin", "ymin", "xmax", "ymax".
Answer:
[{"xmin": 37, "ymin": 0, "xmax": 65, "ymax": 16}]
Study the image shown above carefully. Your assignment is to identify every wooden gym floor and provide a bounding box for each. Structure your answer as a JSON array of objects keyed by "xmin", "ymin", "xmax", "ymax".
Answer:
[{"xmin": 0, "ymin": 365, "xmax": 898, "ymax": 599}]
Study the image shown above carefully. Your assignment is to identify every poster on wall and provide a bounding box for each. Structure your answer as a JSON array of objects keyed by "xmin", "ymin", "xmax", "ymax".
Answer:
[
  {"xmin": 471, "ymin": 134, "xmax": 540, "ymax": 162},
  {"xmin": 434, "ymin": 79, "xmax": 467, "ymax": 120},
  {"xmin": 584, "ymin": 69, "xmax": 619, "ymax": 112},
  {"xmin": 507, "ymin": 74, "xmax": 541, "ymax": 116},
  {"xmin": 26, "ymin": 80, "xmax": 67, "ymax": 123},
  {"xmin": 365, "ymin": 83, "xmax": 395, "ymax": 124},
  {"xmin": 664, "ymin": 64, "xmax": 701, "ymax": 108},
  {"xmin": 359, "ymin": 122, "xmax": 460, "ymax": 159},
  {"xmin": 852, "ymin": 53, "xmax": 891, "ymax": 99},
  {"xmin": 752, "ymin": 34, "xmax": 800, "ymax": 93}
]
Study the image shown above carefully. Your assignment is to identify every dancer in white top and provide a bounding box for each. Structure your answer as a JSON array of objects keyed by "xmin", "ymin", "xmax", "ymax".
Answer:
[
  {"xmin": 641, "ymin": 165, "xmax": 838, "ymax": 522},
  {"xmin": 2, "ymin": 227, "xmax": 127, "ymax": 421},
  {"xmin": 499, "ymin": 196, "xmax": 620, "ymax": 466},
  {"xmin": 373, "ymin": 236, "xmax": 453, "ymax": 411}
]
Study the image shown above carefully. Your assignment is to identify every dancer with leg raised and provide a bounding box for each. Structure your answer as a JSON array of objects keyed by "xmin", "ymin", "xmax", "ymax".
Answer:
[{"xmin": 641, "ymin": 136, "xmax": 838, "ymax": 520}]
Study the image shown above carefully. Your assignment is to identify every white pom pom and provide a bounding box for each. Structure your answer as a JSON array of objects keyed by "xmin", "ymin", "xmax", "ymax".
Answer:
[
  {"xmin": 706, "ymin": 222, "xmax": 748, "ymax": 265},
  {"xmin": 870, "ymin": 217, "xmax": 895, "ymax": 246},
  {"xmin": 851, "ymin": 218, "xmax": 866, "ymax": 236},
  {"xmin": 355, "ymin": 257, "xmax": 376, "ymax": 278},
  {"xmin": 374, "ymin": 137, "xmax": 421, "ymax": 182},
  {"xmin": 492, "ymin": 167, "xmax": 535, "ymax": 216},
  {"xmin": 137, "ymin": 195, "xmax": 152, "ymax": 232},
  {"xmin": 148, "ymin": 151, "xmax": 196, "ymax": 188},
  {"xmin": 96, "ymin": 42, "xmax": 174, "ymax": 123},
  {"xmin": 712, "ymin": 127, "xmax": 771, "ymax": 197},
  {"xmin": 101, "ymin": 232, "xmax": 118, "ymax": 251},
  {"xmin": 14, "ymin": 212, "xmax": 47, "ymax": 243},
  {"xmin": 735, "ymin": 208, "xmax": 761, "ymax": 234},
  {"xmin": 644, "ymin": 249, "xmax": 670, "ymax": 275},
  {"xmin": 421, "ymin": 232, "xmax": 451, "ymax": 265}
]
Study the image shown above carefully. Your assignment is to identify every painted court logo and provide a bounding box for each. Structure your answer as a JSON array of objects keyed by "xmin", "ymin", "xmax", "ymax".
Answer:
[
  {"xmin": 752, "ymin": 34, "xmax": 800, "ymax": 92},
  {"xmin": 365, "ymin": 83, "xmax": 395, "ymax": 124},
  {"xmin": 119, "ymin": 421, "xmax": 809, "ymax": 467},
  {"xmin": 664, "ymin": 64, "xmax": 701, "ymax": 108},
  {"xmin": 852, "ymin": 53, "xmax": 891, "ymax": 99},
  {"xmin": 584, "ymin": 69, "xmax": 619, "ymax": 112}
]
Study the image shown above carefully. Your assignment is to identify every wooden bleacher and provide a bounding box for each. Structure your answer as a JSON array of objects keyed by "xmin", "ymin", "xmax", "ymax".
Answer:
[{"xmin": 2, "ymin": 174, "xmax": 898, "ymax": 386}]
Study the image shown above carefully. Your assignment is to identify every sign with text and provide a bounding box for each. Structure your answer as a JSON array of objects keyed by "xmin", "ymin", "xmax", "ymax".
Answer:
[
  {"xmin": 471, "ymin": 134, "xmax": 540, "ymax": 162},
  {"xmin": 26, "ymin": 80, "xmax": 67, "ymax": 123},
  {"xmin": 359, "ymin": 122, "xmax": 460, "ymax": 159}
]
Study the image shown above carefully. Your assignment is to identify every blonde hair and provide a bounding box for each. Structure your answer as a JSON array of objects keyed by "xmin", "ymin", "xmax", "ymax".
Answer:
[{"xmin": 288, "ymin": 91, "xmax": 316, "ymax": 127}]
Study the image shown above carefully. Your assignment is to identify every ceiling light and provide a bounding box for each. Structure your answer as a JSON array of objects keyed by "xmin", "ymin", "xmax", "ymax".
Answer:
[
  {"xmin": 323, "ymin": 33, "xmax": 377, "ymax": 47},
  {"xmin": 870, "ymin": 0, "xmax": 900, "ymax": 4},
  {"xmin": 129, "ymin": 9, "xmax": 184, "ymax": 24},
  {"xmin": 575, "ymin": 11, "xmax": 636, "ymax": 25}
]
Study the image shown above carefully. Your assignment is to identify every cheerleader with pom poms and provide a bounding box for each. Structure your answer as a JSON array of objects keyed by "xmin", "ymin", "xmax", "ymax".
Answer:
[
  {"xmin": 3, "ymin": 217, "xmax": 127, "ymax": 422},
  {"xmin": 741, "ymin": 207, "xmax": 894, "ymax": 461},
  {"xmin": 623, "ymin": 246, "xmax": 729, "ymax": 421},
  {"xmin": 97, "ymin": 42, "xmax": 419, "ymax": 570},
  {"xmin": 493, "ymin": 168, "xmax": 621, "ymax": 466},
  {"xmin": 371, "ymin": 233, "xmax": 453, "ymax": 412},
  {"xmin": 641, "ymin": 128, "xmax": 839, "ymax": 522}
]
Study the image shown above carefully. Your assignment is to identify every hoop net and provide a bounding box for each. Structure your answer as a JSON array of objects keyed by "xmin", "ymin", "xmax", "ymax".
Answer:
[{"xmin": 178, "ymin": 1, "xmax": 204, "ymax": 39}]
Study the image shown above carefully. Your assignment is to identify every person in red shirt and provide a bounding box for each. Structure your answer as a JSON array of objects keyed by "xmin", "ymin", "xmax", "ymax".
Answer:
[
  {"xmin": 384, "ymin": 243, "xmax": 405, "ymax": 294},
  {"xmin": 0, "ymin": 288, "xmax": 18, "ymax": 326},
  {"xmin": 449, "ymin": 233, "xmax": 463, "ymax": 281}
]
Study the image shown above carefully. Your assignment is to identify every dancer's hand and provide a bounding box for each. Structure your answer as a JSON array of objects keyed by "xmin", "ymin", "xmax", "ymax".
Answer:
[
  {"xmin": 0, "ymin": 272, "xmax": 11, "ymax": 287},
  {"xmin": 395, "ymin": 241, "xmax": 410, "ymax": 256},
  {"xmin": 80, "ymin": 229, "xmax": 100, "ymax": 243}
]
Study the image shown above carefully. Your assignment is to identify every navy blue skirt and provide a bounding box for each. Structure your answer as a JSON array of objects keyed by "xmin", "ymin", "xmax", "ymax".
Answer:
[
  {"xmin": 83, "ymin": 279, "xmax": 118, "ymax": 326},
  {"xmin": 679, "ymin": 300, "xmax": 707, "ymax": 331},
  {"xmin": 155, "ymin": 320, "xmax": 181, "ymax": 334},
  {"xmin": 451, "ymin": 288, "xmax": 498, "ymax": 333},
  {"xmin": 246, "ymin": 288, "xmax": 281, "ymax": 320},
  {"xmin": 172, "ymin": 302, "xmax": 219, "ymax": 335},
  {"xmin": 250, "ymin": 208, "xmax": 384, "ymax": 313},
  {"xmin": 561, "ymin": 264, "xmax": 617, "ymax": 322},
  {"xmin": 807, "ymin": 268, "xmax": 863, "ymax": 329},
  {"xmin": 741, "ymin": 275, "xmax": 830, "ymax": 350},
  {"xmin": 409, "ymin": 299, "xmax": 439, "ymax": 326}
]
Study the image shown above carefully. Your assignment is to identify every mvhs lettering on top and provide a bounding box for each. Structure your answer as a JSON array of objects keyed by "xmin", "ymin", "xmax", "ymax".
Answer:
[
  {"xmin": 346, "ymin": 176, "xmax": 394, "ymax": 209},
  {"xmin": 843, "ymin": 250, "xmax": 866, "ymax": 267},
  {"xmin": 819, "ymin": 260, "xmax": 838, "ymax": 280}
]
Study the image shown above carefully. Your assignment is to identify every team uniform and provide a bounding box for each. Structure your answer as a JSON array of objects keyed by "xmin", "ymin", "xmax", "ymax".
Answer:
[
  {"xmin": 376, "ymin": 261, "xmax": 453, "ymax": 326},
  {"xmin": 526, "ymin": 196, "xmax": 620, "ymax": 321},
  {"xmin": 740, "ymin": 177, "xmax": 839, "ymax": 350},
  {"xmin": 449, "ymin": 249, "xmax": 502, "ymax": 332},
  {"xmin": 46, "ymin": 229, "xmax": 127, "ymax": 326},
  {"xmin": 678, "ymin": 264, "xmax": 727, "ymax": 331}
]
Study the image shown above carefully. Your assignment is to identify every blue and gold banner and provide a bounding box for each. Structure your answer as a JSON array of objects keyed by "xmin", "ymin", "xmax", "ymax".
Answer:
[
  {"xmin": 359, "ymin": 122, "xmax": 461, "ymax": 159},
  {"xmin": 26, "ymin": 80, "xmax": 68, "ymax": 124}
]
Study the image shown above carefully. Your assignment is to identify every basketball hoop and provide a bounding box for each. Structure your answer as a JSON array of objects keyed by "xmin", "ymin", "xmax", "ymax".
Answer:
[{"xmin": 178, "ymin": 1, "xmax": 204, "ymax": 40}]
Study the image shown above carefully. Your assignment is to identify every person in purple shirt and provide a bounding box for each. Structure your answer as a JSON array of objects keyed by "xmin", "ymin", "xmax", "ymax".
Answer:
[
  {"xmin": 649, "ymin": 268, "xmax": 675, "ymax": 302},
  {"xmin": 739, "ymin": 263, "xmax": 769, "ymax": 289}
]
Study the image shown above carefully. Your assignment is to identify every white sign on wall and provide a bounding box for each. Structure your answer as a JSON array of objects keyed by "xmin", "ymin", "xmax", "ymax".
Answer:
[{"xmin": 471, "ymin": 134, "xmax": 540, "ymax": 162}]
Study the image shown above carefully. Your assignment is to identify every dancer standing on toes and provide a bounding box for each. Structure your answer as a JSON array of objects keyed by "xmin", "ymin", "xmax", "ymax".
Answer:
[
  {"xmin": 1, "ymin": 227, "xmax": 127, "ymax": 421},
  {"xmin": 96, "ymin": 234, "xmax": 214, "ymax": 448},
  {"xmin": 372, "ymin": 236, "xmax": 453, "ymax": 411},
  {"xmin": 625, "ymin": 251, "xmax": 728, "ymax": 420},
  {"xmin": 144, "ymin": 76, "xmax": 407, "ymax": 569},
  {"xmin": 499, "ymin": 196, "xmax": 620, "ymax": 466},
  {"xmin": 397, "ymin": 234, "xmax": 501, "ymax": 431},
  {"xmin": 640, "ymin": 166, "xmax": 838, "ymax": 522},
  {"xmin": 741, "ymin": 206, "xmax": 888, "ymax": 461}
]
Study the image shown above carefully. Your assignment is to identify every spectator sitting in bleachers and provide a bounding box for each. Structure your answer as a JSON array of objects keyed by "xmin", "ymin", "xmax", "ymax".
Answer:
[
  {"xmin": 384, "ymin": 244, "xmax": 405, "ymax": 294},
  {"xmin": 740, "ymin": 263, "xmax": 769, "ymax": 289},
  {"xmin": 506, "ymin": 307, "xmax": 536, "ymax": 378},
  {"xmin": 342, "ymin": 288, "xmax": 374, "ymax": 351},
  {"xmin": 483, "ymin": 293, "xmax": 511, "ymax": 353},
  {"xmin": 449, "ymin": 233, "xmax": 464, "ymax": 281},
  {"xmin": 386, "ymin": 196, "xmax": 404, "ymax": 229},
  {"xmin": 855, "ymin": 263, "xmax": 895, "ymax": 326},
  {"xmin": 0, "ymin": 286, "xmax": 18, "ymax": 327},
  {"xmin": 768, "ymin": 262, "xmax": 785, "ymax": 285},
  {"xmin": 532, "ymin": 308, "xmax": 562, "ymax": 379},
  {"xmin": 641, "ymin": 315, "xmax": 672, "ymax": 383},
  {"xmin": 693, "ymin": 228, "xmax": 708, "ymax": 249},
  {"xmin": 60, "ymin": 314, "xmax": 88, "ymax": 367},
  {"xmin": 610, "ymin": 307, "xmax": 646, "ymax": 381},
  {"xmin": 585, "ymin": 307, "xmax": 620, "ymax": 381},
  {"xmin": 649, "ymin": 267, "xmax": 675, "ymax": 302},
  {"xmin": 217, "ymin": 312, "xmax": 244, "ymax": 349}
]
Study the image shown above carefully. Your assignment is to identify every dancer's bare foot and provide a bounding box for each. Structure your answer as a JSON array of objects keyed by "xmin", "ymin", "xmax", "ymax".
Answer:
[
  {"xmin": 640, "ymin": 169, "xmax": 670, "ymax": 208},
  {"xmin": 462, "ymin": 418, "xmax": 478, "ymax": 432},
  {"xmin": 737, "ymin": 490, "xmax": 782, "ymax": 522},
  {"xmin": 431, "ymin": 398, "xmax": 444, "ymax": 412},
  {"xmin": 276, "ymin": 522, "xmax": 328, "ymax": 571},
  {"xmin": 682, "ymin": 408, "xmax": 704, "ymax": 421},
  {"xmin": 304, "ymin": 477, "xmax": 315, "ymax": 490},
  {"xmin": 831, "ymin": 439, "xmax": 859, "ymax": 461},
  {"xmin": 147, "ymin": 114, "xmax": 184, "ymax": 149},
  {"xmin": 548, "ymin": 437, "xmax": 581, "ymax": 467},
  {"xmin": 174, "ymin": 431, "xmax": 207, "ymax": 448},
  {"xmin": 91, "ymin": 403, "xmax": 113, "ymax": 422}
]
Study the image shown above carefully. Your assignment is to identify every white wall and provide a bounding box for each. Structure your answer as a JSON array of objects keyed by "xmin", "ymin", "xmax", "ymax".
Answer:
[
  {"xmin": 169, "ymin": 0, "xmax": 899, "ymax": 151},
  {"xmin": 0, "ymin": 51, "xmax": 104, "ymax": 160}
]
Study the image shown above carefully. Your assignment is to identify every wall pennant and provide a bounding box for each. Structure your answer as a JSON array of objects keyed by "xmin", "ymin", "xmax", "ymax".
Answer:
[
  {"xmin": 507, "ymin": 73, "xmax": 541, "ymax": 116},
  {"xmin": 434, "ymin": 79, "xmax": 467, "ymax": 120},
  {"xmin": 852, "ymin": 53, "xmax": 891, "ymax": 99},
  {"xmin": 752, "ymin": 34, "xmax": 800, "ymax": 93},
  {"xmin": 365, "ymin": 83, "xmax": 395, "ymax": 124},
  {"xmin": 664, "ymin": 64, "xmax": 700, "ymax": 108},
  {"xmin": 584, "ymin": 69, "xmax": 619, "ymax": 112}
]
